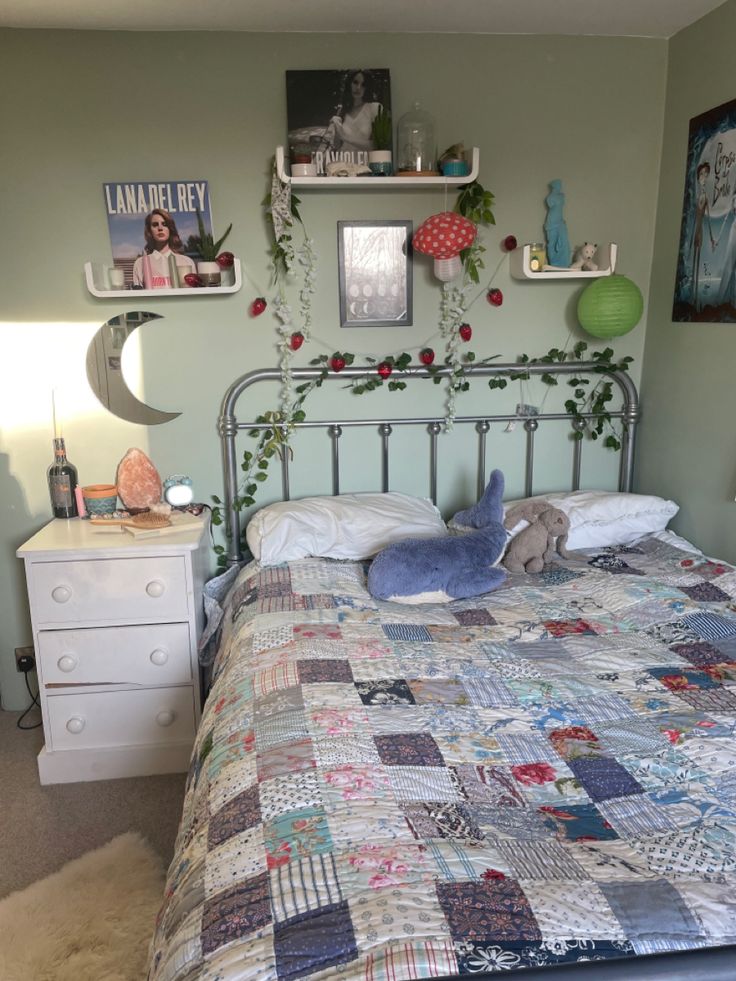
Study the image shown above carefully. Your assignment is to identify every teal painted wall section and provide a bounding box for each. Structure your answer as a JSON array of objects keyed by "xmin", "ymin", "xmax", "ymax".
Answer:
[
  {"xmin": 638, "ymin": 0, "xmax": 736, "ymax": 562},
  {"xmin": 0, "ymin": 29, "xmax": 666, "ymax": 709}
]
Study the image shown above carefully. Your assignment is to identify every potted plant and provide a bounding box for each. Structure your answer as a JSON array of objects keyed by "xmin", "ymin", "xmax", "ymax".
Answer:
[
  {"xmin": 195, "ymin": 209, "xmax": 233, "ymax": 286},
  {"xmin": 368, "ymin": 106, "xmax": 393, "ymax": 176}
]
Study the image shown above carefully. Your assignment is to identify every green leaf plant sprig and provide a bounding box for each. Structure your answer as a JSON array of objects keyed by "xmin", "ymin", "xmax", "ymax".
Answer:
[
  {"xmin": 210, "ymin": 168, "xmax": 633, "ymax": 566},
  {"xmin": 195, "ymin": 208, "xmax": 233, "ymax": 262},
  {"xmin": 488, "ymin": 341, "xmax": 634, "ymax": 451},
  {"xmin": 370, "ymin": 106, "xmax": 392, "ymax": 152}
]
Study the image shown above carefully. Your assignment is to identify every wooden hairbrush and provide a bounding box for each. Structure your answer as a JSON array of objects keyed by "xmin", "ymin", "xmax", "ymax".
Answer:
[{"xmin": 89, "ymin": 512, "xmax": 171, "ymax": 530}]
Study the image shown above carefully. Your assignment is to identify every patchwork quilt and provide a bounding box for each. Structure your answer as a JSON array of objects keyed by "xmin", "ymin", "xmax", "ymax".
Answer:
[{"xmin": 149, "ymin": 538, "xmax": 736, "ymax": 980}]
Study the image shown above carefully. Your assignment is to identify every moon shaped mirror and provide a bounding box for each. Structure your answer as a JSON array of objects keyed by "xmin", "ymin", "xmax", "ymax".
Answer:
[{"xmin": 86, "ymin": 311, "xmax": 181, "ymax": 425}]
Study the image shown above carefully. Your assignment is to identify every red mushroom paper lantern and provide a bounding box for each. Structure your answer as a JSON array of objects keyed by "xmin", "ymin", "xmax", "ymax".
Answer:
[{"xmin": 413, "ymin": 211, "xmax": 477, "ymax": 282}]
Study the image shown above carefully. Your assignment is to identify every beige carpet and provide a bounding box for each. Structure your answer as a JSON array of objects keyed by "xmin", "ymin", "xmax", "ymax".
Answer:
[
  {"xmin": 0, "ymin": 708, "xmax": 186, "ymax": 898},
  {"xmin": 0, "ymin": 832, "xmax": 164, "ymax": 980}
]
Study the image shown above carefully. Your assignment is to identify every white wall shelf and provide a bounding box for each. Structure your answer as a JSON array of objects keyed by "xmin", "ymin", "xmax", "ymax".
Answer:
[
  {"xmin": 275, "ymin": 145, "xmax": 480, "ymax": 188},
  {"xmin": 84, "ymin": 259, "xmax": 242, "ymax": 298},
  {"xmin": 510, "ymin": 243, "xmax": 618, "ymax": 280}
]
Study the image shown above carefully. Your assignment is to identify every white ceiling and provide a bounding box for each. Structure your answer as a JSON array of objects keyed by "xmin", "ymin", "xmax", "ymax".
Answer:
[{"xmin": 0, "ymin": 0, "xmax": 728, "ymax": 38}]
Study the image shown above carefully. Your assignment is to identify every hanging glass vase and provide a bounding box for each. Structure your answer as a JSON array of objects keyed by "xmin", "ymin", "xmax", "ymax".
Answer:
[{"xmin": 397, "ymin": 103, "xmax": 437, "ymax": 175}]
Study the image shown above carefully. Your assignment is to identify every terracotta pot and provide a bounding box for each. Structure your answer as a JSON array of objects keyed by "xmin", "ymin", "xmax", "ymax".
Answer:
[{"xmin": 82, "ymin": 484, "xmax": 118, "ymax": 516}]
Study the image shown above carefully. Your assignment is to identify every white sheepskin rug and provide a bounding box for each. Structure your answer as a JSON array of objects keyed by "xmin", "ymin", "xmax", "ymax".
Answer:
[{"xmin": 0, "ymin": 832, "xmax": 164, "ymax": 981}]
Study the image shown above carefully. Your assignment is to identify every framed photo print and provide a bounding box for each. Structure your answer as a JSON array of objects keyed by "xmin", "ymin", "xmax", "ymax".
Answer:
[
  {"xmin": 673, "ymin": 97, "xmax": 736, "ymax": 322},
  {"xmin": 286, "ymin": 69, "xmax": 391, "ymax": 176},
  {"xmin": 337, "ymin": 220, "xmax": 412, "ymax": 328}
]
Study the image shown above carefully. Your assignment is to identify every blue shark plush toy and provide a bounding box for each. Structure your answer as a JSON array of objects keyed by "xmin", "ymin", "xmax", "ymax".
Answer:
[{"xmin": 367, "ymin": 470, "xmax": 508, "ymax": 604}]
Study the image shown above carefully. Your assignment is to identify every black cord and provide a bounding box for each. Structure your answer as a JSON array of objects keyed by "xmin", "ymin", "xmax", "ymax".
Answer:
[{"xmin": 17, "ymin": 671, "xmax": 42, "ymax": 730}]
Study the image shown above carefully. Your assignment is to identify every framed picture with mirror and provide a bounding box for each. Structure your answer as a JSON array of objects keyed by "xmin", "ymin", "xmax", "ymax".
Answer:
[{"xmin": 337, "ymin": 220, "xmax": 412, "ymax": 327}]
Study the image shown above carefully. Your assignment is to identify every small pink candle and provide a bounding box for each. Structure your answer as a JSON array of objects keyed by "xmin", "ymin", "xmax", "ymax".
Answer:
[{"xmin": 75, "ymin": 485, "xmax": 87, "ymax": 518}]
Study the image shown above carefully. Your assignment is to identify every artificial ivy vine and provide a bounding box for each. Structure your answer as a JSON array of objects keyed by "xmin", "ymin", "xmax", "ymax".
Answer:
[{"xmin": 211, "ymin": 164, "xmax": 633, "ymax": 565}]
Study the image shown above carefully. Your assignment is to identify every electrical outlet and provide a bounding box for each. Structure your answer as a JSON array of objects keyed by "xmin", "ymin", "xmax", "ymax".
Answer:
[{"xmin": 15, "ymin": 646, "xmax": 35, "ymax": 673}]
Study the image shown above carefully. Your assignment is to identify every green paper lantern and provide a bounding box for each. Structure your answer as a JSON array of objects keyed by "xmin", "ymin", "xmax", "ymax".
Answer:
[{"xmin": 577, "ymin": 275, "xmax": 643, "ymax": 339}]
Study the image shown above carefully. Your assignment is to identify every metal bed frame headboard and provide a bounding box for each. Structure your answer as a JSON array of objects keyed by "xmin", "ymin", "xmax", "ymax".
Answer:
[{"xmin": 218, "ymin": 362, "xmax": 639, "ymax": 566}]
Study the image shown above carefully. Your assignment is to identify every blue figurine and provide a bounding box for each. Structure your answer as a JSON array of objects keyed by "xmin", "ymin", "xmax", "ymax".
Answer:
[{"xmin": 544, "ymin": 179, "xmax": 572, "ymax": 268}]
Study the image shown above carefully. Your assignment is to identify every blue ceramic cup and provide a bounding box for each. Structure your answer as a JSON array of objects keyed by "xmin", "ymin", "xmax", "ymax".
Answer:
[{"xmin": 441, "ymin": 160, "xmax": 469, "ymax": 177}]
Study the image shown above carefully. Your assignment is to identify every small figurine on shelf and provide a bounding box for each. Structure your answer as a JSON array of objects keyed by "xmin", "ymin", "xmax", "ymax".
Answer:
[
  {"xmin": 544, "ymin": 179, "xmax": 572, "ymax": 268},
  {"xmin": 325, "ymin": 160, "xmax": 372, "ymax": 177},
  {"xmin": 570, "ymin": 242, "xmax": 599, "ymax": 271}
]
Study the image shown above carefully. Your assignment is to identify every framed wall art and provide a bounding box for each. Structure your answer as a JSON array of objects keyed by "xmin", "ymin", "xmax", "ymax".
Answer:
[
  {"xmin": 673, "ymin": 97, "xmax": 736, "ymax": 322},
  {"xmin": 337, "ymin": 220, "xmax": 412, "ymax": 328}
]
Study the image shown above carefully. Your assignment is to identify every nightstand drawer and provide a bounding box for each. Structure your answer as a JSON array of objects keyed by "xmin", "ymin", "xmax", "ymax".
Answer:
[
  {"xmin": 38, "ymin": 623, "xmax": 192, "ymax": 687},
  {"xmin": 46, "ymin": 686, "xmax": 197, "ymax": 751},
  {"xmin": 31, "ymin": 555, "xmax": 189, "ymax": 624}
]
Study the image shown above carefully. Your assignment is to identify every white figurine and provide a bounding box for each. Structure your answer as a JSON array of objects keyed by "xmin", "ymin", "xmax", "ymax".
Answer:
[
  {"xmin": 570, "ymin": 242, "xmax": 599, "ymax": 271},
  {"xmin": 326, "ymin": 160, "xmax": 372, "ymax": 177}
]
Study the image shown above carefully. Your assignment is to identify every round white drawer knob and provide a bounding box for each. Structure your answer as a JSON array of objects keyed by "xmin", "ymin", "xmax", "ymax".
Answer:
[
  {"xmin": 57, "ymin": 654, "xmax": 77, "ymax": 673},
  {"xmin": 51, "ymin": 585, "xmax": 72, "ymax": 604},
  {"xmin": 146, "ymin": 580, "xmax": 165, "ymax": 598},
  {"xmin": 150, "ymin": 648, "xmax": 169, "ymax": 666},
  {"xmin": 66, "ymin": 716, "xmax": 85, "ymax": 734},
  {"xmin": 156, "ymin": 710, "xmax": 176, "ymax": 728}
]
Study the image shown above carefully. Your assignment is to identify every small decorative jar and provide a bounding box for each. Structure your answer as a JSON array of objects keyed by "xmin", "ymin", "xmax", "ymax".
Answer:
[
  {"xmin": 397, "ymin": 103, "xmax": 437, "ymax": 174},
  {"xmin": 528, "ymin": 243, "xmax": 547, "ymax": 272}
]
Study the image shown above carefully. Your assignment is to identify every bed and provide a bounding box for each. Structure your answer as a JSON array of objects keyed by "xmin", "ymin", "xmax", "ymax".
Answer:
[{"xmin": 148, "ymin": 364, "xmax": 736, "ymax": 980}]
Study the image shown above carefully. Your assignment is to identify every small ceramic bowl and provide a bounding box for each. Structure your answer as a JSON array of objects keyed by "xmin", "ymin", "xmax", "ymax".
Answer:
[
  {"xmin": 441, "ymin": 159, "xmax": 470, "ymax": 177},
  {"xmin": 82, "ymin": 484, "xmax": 118, "ymax": 516},
  {"xmin": 291, "ymin": 163, "xmax": 317, "ymax": 177}
]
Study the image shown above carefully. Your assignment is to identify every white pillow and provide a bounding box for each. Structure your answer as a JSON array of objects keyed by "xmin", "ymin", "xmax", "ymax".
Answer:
[
  {"xmin": 246, "ymin": 492, "xmax": 447, "ymax": 566},
  {"xmin": 503, "ymin": 490, "xmax": 679, "ymax": 550}
]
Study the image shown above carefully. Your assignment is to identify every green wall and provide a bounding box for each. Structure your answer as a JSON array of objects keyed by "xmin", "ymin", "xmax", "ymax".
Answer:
[
  {"xmin": 638, "ymin": 1, "xmax": 736, "ymax": 562},
  {"xmin": 0, "ymin": 29, "xmax": 666, "ymax": 709}
]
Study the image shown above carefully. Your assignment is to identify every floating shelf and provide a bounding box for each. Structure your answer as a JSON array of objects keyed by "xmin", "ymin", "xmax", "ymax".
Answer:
[
  {"xmin": 275, "ymin": 146, "xmax": 480, "ymax": 188},
  {"xmin": 84, "ymin": 259, "xmax": 242, "ymax": 298},
  {"xmin": 510, "ymin": 244, "xmax": 617, "ymax": 280}
]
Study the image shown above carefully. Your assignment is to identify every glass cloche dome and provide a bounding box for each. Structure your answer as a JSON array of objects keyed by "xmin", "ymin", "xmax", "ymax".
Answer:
[{"xmin": 397, "ymin": 103, "xmax": 437, "ymax": 174}]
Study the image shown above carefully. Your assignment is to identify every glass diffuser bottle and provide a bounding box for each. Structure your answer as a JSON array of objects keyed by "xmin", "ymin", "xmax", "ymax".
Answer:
[{"xmin": 397, "ymin": 103, "xmax": 437, "ymax": 175}]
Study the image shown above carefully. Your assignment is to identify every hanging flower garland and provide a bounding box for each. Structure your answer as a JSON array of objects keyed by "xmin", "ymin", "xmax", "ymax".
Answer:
[{"xmin": 264, "ymin": 169, "xmax": 320, "ymax": 413}]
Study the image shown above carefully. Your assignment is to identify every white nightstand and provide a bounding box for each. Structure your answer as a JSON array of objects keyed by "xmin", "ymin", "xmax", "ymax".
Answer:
[{"xmin": 17, "ymin": 516, "xmax": 209, "ymax": 784}]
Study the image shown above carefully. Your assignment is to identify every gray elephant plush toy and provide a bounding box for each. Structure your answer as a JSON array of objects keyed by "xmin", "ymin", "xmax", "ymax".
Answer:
[{"xmin": 503, "ymin": 500, "xmax": 572, "ymax": 573}]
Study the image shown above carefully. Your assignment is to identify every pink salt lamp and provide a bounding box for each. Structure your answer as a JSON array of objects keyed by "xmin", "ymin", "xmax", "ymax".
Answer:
[{"xmin": 116, "ymin": 448, "xmax": 163, "ymax": 510}]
